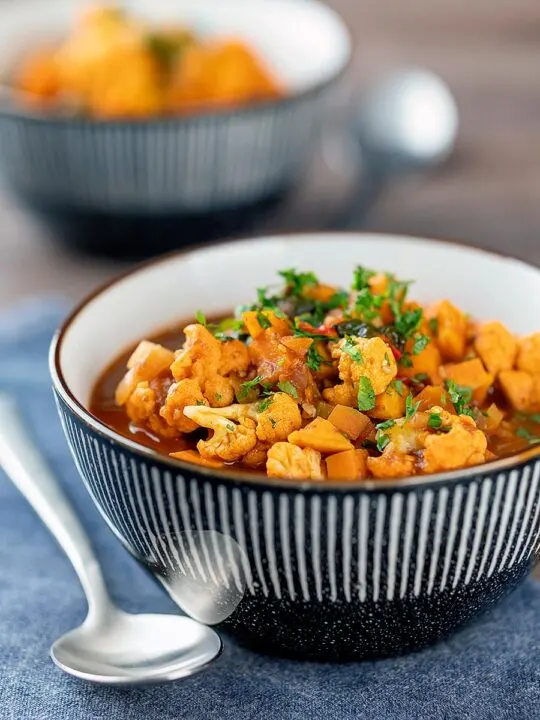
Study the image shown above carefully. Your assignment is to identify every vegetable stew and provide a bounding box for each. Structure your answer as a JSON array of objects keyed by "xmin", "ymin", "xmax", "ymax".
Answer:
[{"xmin": 90, "ymin": 267, "xmax": 540, "ymax": 481}]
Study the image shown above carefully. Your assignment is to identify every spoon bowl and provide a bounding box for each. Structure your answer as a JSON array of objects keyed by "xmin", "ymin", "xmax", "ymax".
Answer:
[{"xmin": 51, "ymin": 609, "xmax": 222, "ymax": 684}]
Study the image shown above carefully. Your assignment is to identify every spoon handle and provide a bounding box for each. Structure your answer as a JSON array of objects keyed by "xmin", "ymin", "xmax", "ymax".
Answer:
[{"xmin": 0, "ymin": 393, "xmax": 110, "ymax": 618}]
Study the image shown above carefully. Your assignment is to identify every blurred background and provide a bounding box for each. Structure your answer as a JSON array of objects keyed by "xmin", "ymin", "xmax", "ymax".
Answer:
[{"xmin": 0, "ymin": 0, "xmax": 538, "ymax": 308}]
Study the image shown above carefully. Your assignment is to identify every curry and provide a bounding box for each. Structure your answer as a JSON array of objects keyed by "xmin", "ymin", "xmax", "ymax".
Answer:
[
  {"xmin": 91, "ymin": 267, "xmax": 540, "ymax": 481},
  {"xmin": 13, "ymin": 4, "xmax": 282, "ymax": 119}
]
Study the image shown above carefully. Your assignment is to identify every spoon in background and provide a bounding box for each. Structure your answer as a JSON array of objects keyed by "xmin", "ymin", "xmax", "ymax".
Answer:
[
  {"xmin": 323, "ymin": 68, "xmax": 459, "ymax": 229},
  {"xmin": 0, "ymin": 394, "xmax": 243, "ymax": 684}
]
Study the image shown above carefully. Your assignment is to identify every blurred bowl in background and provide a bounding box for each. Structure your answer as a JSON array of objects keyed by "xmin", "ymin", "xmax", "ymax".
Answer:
[{"xmin": 0, "ymin": 0, "xmax": 351, "ymax": 256}]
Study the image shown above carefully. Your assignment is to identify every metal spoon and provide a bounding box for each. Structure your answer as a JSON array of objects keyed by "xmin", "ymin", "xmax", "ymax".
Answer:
[
  {"xmin": 324, "ymin": 68, "xmax": 459, "ymax": 228},
  {"xmin": 0, "ymin": 394, "xmax": 228, "ymax": 684}
]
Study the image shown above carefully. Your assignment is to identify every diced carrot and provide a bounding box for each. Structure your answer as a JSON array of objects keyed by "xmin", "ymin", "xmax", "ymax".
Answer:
[
  {"xmin": 288, "ymin": 417, "xmax": 353, "ymax": 453},
  {"xmin": 280, "ymin": 336, "xmax": 313, "ymax": 357},
  {"xmin": 415, "ymin": 385, "xmax": 455, "ymax": 413},
  {"xmin": 170, "ymin": 450, "xmax": 224, "ymax": 469},
  {"xmin": 326, "ymin": 449, "xmax": 368, "ymax": 480},
  {"xmin": 328, "ymin": 404, "xmax": 371, "ymax": 439}
]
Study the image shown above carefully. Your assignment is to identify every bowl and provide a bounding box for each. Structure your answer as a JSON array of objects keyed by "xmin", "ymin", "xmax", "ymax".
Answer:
[
  {"xmin": 0, "ymin": 0, "xmax": 351, "ymax": 255},
  {"xmin": 50, "ymin": 233, "xmax": 540, "ymax": 661}
]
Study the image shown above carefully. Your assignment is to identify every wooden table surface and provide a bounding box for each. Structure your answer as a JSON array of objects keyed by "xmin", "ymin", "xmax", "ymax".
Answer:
[{"xmin": 1, "ymin": 0, "xmax": 540, "ymax": 307}]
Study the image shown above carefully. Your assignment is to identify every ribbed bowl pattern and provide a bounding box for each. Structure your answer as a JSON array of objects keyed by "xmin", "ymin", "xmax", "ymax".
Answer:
[
  {"xmin": 57, "ymin": 396, "xmax": 540, "ymax": 660},
  {"xmin": 0, "ymin": 93, "xmax": 322, "ymax": 213}
]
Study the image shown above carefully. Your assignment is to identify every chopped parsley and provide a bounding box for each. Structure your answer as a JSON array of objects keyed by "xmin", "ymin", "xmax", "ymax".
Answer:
[
  {"xmin": 226, "ymin": 423, "xmax": 235, "ymax": 432},
  {"xmin": 342, "ymin": 337, "xmax": 364, "ymax": 363},
  {"xmin": 428, "ymin": 317, "xmax": 439, "ymax": 336},
  {"xmin": 256, "ymin": 310, "xmax": 272, "ymax": 329},
  {"xmin": 516, "ymin": 427, "xmax": 540, "ymax": 445},
  {"xmin": 352, "ymin": 266, "xmax": 375, "ymax": 291},
  {"xmin": 405, "ymin": 393, "xmax": 421, "ymax": 420},
  {"xmin": 392, "ymin": 379, "xmax": 405, "ymax": 395},
  {"xmin": 279, "ymin": 269, "xmax": 318, "ymax": 297},
  {"xmin": 258, "ymin": 396, "xmax": 273, "ymax": 412},
  {"xmin": 354, "ymin": 287, "xmax": 384, "ymax": 322},
  {"xmin": 195, "ymin": 310, "xmax": 207, "ymax": 326},
  {"xmin": 445, "ymin": 380, "xmax": 475, "ymax": 417},
  {"xmin": 238, "ymin": 375, "xmax": 264, "ymax": 400},
  {"xmin": 306, "ymin": 343, "xmax": 323, "ymax": 372},
  {"xmin": 357, "ymin": 376, "xmax": 376, "ymax": 411},
  {"xmin": 269, "ymin": 417, "xmax": 278, "ymax": 428},
  {"xmin": 277, "ymin": 380, "xmax": 298, "ymax": 399},
  {"xmin": 400, "ymin": 353, "xmax": 413, "ymax": 369},
  {"xmin": 376, "ymin": 419, "xmax": 395, "ymax": 431},
  {"xmin": 411, "ymin": 373, "xmax": 429, "ymax": 386},
  {"xmin": 376, "ymin": 432, "xmax": 391, "ymax": 452},
  {"xmin": 427, "ymin": 412, "xmax": 443, "ymax": 429},
  {"xmin": 412, "ymin": 334, "xmax": 429, "ymax": 355}
]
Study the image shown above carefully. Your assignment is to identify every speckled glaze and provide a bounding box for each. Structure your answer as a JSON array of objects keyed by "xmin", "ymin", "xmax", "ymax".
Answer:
[{"xmin": 50, "ymin": 234, "xmax": 540, "ymax": 660}]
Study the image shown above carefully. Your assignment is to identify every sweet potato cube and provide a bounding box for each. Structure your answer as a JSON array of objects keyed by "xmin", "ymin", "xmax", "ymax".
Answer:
[
  {"xmin": 442, "ymin": 358, "xmax": 493, "ymax": 404},
  {"xmin": 170, "ymin": 450, "xmax": 224, "ymax": 469},
  {"xmin": 401, "ymin": 341, "xmax": 442, "ymax": 385},
  {"xmin": 415, "ymin": 385, "xmax": 455, "ymax": 413},
  {"xmin": 485, "ymin": 403, "xmax": 504, "ymax": 433},
  {"xmin": 370, "ymin": 384, "xmax": 406, "ymax": 420},
  {"xmin": 243, "ymin": 310, "xmax": 290, "ymax": 338},
  {"xmin": 326, "ymin": 449, "xmax": 368, "ymax": 480},
  {"xmin": 499, "ymin": 371, "xmax": 540, "ymax": 413},
  {"xmin": 288, "ymin": 417, "xmax": 353, "ymax": 453},
  {"xmin": 328, "ymin": 405, "xmax": 371, "ymax": 440},
  {"xmin": 280, "ymin": 336, "xmax": 313, "ymax": 357}
]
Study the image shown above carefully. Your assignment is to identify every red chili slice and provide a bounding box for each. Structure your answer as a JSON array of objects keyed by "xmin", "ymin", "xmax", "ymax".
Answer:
[
  {"xmin": 297, "ymin": 321, "xmax": 338, "ymax": 338},
  {"xmin": 388, "ymin": 343, "xmax": 402, "ymax": 361}
]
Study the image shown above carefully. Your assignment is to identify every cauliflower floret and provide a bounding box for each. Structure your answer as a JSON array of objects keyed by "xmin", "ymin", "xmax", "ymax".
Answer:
[
  {"xmin": 171, "ymin": 324, "xmax": 221, "ymax": 381},
  {"xmin": 183, "ymin": 405, "xmax": 257, "ymax": 462},
  {"xmin": 256, "ymin": 392, "xmax": 302, "ymax": 443},
  {"xmin": 331, "ymin": 336, "xmax": 397, "ymax": 395},
  {"xmin": 474, "ymin": 321, "xmax": 517, "ymax": 375},
  {"xmin": 367, "ymin": 452, "xmax": 416, "ymax": 479},
  {"xmin": 160, "ymin": 379, "xmax": 207, "ymax": 433},
  {"xmin": 220, "ymin": 339, "xmax": 250, "ymax": 376},
  {"xmin": 203, "ymin": 375, "xmax": 235, "ymax": 407},
  {"xmin": 125, "ymin": 381, "xmax": 155, "ymax": 423},
  {"xmin": 322, "ymin": 382, "xmax": 357, "ymax": 407},
  {"xmin": 170, "ymin": 324, "xmax": 237, "ymax": 407},
  {"xmin": 115, "ymin": 341, "xmax": 174, "ymax": 406},
  {"xmin": 421, "ymin": 413, "xmax": 487, "ymax": 473},
  {"xmin": 516, "ymin": 333, "xmax": 540, "ymax": 374},
  {"xmin": 266, "ymin": 442, "xmax": 324, "ymax": 480},
  {"xmin": 125, "ymin": 379, "xmax": 178, "ymax": 439}
]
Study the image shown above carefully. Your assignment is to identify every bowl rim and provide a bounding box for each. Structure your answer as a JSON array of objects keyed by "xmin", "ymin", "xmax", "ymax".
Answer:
[
  {"xmin": 0, "ymin": 0, "xmax": 353, "ymax": 126},
  {"xmin": 49, "ymin": 231, "xmax": 540, "ymax": 492}
]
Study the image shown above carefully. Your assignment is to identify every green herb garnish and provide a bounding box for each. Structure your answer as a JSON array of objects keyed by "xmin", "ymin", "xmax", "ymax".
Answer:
[
  {"xmin": 517, "ymin": 427, "xmax": 540, "ymax": 445},
  {"xmin": 427, "ymin": 412, "xmax": 443, "ymax": 429},
  {"xmin": 392, "ymin": 379, "xmax": 405, "ymax": 395},
  {"xmin": 376, "ymin": 419, "xmax": 395, "ymax": 431},
  {"xmin": 256, "ymin": 310, "xmax": 272, "ymax": 329},
  {"xmin": 238, "ymin": 375, "xmax": 264, "ymax": 400},
  {"xmin": 445, "ymin": 380, "xmax": 475, "ymax": 417},
  {"xmin": 428, "ymin": 317, "xmax": 439, "ymax": 336},
  {"xmin": 405, "ymin": 394, "xmax": 421, "ymax": 420},
  {"xmin": 279, "ymin": 269, "xmax": 318, "ymax": 297},
  {"xmin": 277, "ymin": 380, "xmax": 298, "ymax": 399},
  {"xmin": 195, "ymin": 310, "xmax": 207, "ymax": 326},
  {"xmin": 412, "ymin": 334, "xmax": 429, "ymax": 355},
  {"xmin": 306, "ymin": 344, "xmax": 323, "ymax": 372},
  {"xmin": 376, "ymin": 433, "xmax": 391, "ymax": 452},
  {"xmin": 258, "ymin": 396, "xmax": 273, "ymax": 412},
  {"xmin": 357, "ymin": 377, "xmax": 376, "ymax": 411},
  {"xmin": 352, "ymin": 266, "xmax": 375, "ymax": 291},
  {"xmin": 342, "ymin": 337, "xmax": 364, "ymax": 363}
]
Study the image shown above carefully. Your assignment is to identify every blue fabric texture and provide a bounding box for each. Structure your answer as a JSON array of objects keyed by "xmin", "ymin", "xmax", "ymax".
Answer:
[{"xmin": 0, "ymin": 299, "xmax": 539, "ymax": 720}]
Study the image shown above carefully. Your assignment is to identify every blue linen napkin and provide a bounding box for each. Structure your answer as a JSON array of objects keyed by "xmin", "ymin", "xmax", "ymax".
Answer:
[{"xmin": 0, "ymin": 299, "xmax": 540, "ymax": 720}]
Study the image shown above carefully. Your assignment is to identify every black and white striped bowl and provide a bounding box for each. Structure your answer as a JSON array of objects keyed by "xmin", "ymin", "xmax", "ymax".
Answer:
[
  {"xmin": 50, "ymin": 234, "xmax": 540, "ymax": 661},
  {"xmin": 0, "ymin": 0, "xmax": 351, "ymax": 217}
]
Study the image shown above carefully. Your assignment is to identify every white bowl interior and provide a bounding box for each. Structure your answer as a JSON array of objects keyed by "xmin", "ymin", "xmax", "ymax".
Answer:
[
  {"xmin": 0, "ymin": 0, "xmax": 351, "ymax": 94},
  {"xmin": 57, "ymin": 233, "xmax": 540, "ymax": 408}
]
